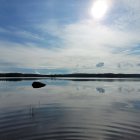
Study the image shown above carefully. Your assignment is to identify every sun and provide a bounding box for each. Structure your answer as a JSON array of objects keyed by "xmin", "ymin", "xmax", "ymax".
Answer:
[{"xmin": 91, "ymin": 0, "xmax": 109, "ymax": 20}]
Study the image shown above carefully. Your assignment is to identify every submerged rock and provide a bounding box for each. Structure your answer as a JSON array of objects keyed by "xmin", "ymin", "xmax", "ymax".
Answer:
[{"xmin": 32, "ymin": 81, "xmax": 46, "ymax": 88}]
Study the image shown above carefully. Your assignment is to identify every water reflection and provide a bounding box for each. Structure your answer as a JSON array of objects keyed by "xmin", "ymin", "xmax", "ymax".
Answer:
[
  {"xmin": 96, "ymin": 87, "xmax": 105, "ymax": 93},
  {"xmin": 0, "ymin": 79, "xmax": 140, "ymax": 139}
]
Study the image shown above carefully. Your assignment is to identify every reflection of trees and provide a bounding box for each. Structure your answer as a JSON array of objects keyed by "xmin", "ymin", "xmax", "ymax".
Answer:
[
  {"xmin": 96, "ymin": 87, "xmax": 105, "ymax": 93},
  {"xmin": 118, "ymin": 87, "xmax": 136, "ymax": 93},
  {"xmin": 0, "ymin": 78, "xmax": 45, "ymax": 82},
  {"xmin": 95, "ymin": 86, "xmax": 140, "ymax": 94}
]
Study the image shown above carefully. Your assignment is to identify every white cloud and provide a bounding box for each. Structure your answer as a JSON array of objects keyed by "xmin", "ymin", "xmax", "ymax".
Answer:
[
  {"xmin": 0, "ymin": 19, "xmax": 140, "ymax": 73},
  {"xmin": 109, "ymin": 0, "xmax": 140, "ymax": 31},
  {"xmin": 0, "ymin": 0, "xmax": 140, "ymax": 73}
]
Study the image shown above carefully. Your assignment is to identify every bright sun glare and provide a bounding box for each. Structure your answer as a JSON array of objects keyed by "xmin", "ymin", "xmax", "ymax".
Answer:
[{"xmin": 91, "ymin": 0, "xmax": 109, "ymax": 20}]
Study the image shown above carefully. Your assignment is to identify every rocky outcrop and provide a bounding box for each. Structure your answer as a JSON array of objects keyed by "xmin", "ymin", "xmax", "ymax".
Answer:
[{"xmin": 32, "ymin": 81, "xmax": 46, "ymax": 88}]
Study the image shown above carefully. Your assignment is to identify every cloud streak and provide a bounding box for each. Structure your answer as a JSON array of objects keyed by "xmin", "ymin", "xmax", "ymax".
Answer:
[{"xmin": 0, "ymin": 0, "xmax": 140, "ymax": 73}]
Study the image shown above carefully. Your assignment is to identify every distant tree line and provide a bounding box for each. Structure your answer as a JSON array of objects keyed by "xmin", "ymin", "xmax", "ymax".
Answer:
[{"xmin": 0, "ymin": 73, "xmax": 140, "ymax": 78}]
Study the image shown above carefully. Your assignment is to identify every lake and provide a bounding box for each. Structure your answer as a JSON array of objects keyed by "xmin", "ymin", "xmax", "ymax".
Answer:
[{"xmin": 0, "ymin": 78, "xmax": 140, "ymax": 140}]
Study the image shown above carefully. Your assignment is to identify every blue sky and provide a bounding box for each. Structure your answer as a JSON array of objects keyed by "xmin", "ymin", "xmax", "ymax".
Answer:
[{"xmin": 0, "ymin": 0, "xmax": 140, "ymax": 74}]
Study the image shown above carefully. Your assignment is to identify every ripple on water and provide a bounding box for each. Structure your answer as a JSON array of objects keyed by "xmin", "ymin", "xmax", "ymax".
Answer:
[{"xmin": 0, "ymin": 104, "xmax": 140, "ymax": 140}]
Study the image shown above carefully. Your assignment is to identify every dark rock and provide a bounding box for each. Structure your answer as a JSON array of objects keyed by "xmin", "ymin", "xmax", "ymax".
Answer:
[{"xmin": 32, "ymin": 81, "xmax": 46, "ymax": 88}]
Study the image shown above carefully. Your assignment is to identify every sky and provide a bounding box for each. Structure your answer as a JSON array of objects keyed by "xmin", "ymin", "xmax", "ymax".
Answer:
[{"xmin": 0, "ymin": 0, "xmax": 140, "ymax": 74}]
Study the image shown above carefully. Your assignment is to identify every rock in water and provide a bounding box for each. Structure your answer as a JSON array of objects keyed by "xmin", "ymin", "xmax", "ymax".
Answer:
[{"xmin": 32, "ymin": 81, "xmax": 46, "ymax": 88}]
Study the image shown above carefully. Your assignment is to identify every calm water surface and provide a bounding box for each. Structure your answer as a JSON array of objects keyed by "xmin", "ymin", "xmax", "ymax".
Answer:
[{"xmin": 0, "ymin": 78, "xmax": 140, "ymax": 140}]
